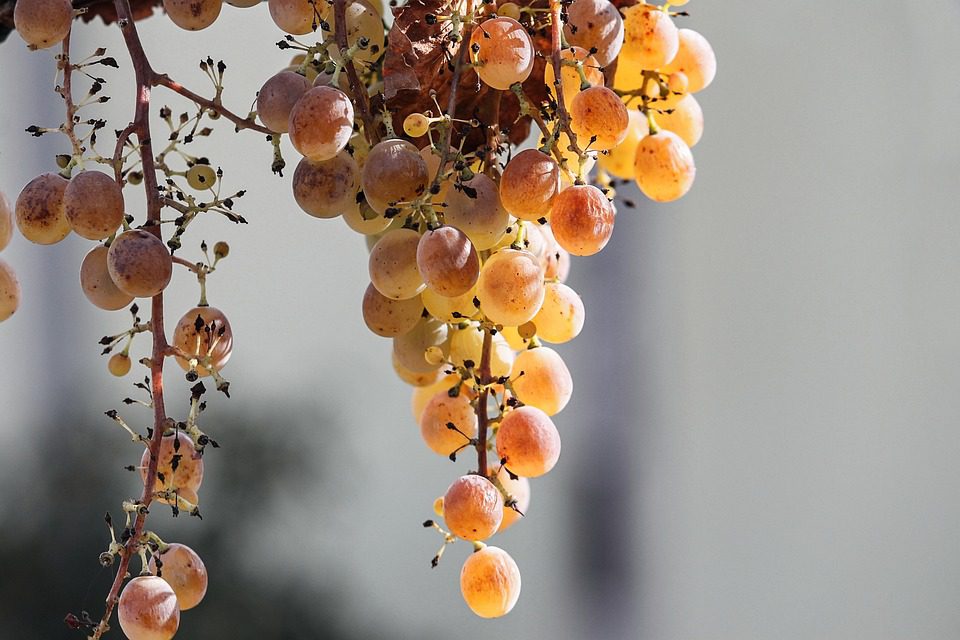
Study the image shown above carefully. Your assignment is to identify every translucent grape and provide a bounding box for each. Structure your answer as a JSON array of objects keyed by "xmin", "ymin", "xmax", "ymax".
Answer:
[
  {"xmin": 490, "ymin": 465, "xmax": 530, "ymax": 532},
  {"xmin": 597, "ymin": 109, "xmax": 645, "ymax": 179},
  {"xmin": 510, "ymin": 346, "xmax": 573, "ymax": 416},
  {"xmin": 292, "ymin": 150, "xmax": 360, "ymax": 219},
  {"xmin": 419, "ymin": 390, "xmax": 477, "ymax": 457},
  {"xmin": 172, "ymin": 306, "xmax": 234, "ymax": 377},
  {"xmin": 288, "ymin": 86, "xmax": 354, "ymax": 161},
  {"xmin": 444, "ymin": 174, "xmax": 510, "ymax": 251},
  {"xmin": 633, "ymin": 129, "xmax": 696, "ymax": 202},
  {"xmin": 499, "ymin": 149, "xmax": 561, "ymax": 222},
  {"xmin": 421, "ymin": 285, "xmax": 479, "ymax": 323},
  {"xmin": 392, "ymin": 351, "xmax": 443, "ymax": 387},
  {"xmin": 0, "ymin": 259, "xmax": 20, "ymax": 323},
  {"xmin": 107, "ymin": 230, "xmax": 173, "ymax": 298},
  {"xmin": 654, "ymin": 93, "xmax": 704, "ymax": 148},
  {"xmin": 15, "ymin": 173, "xmax": 70, "ymax": 245},
  {"xmin": 555, "ymin": 130, "xmax": 597, "ymax": 181},
  {"xmin": 343, "ymin": 202, "xmax": 391, "ymax": 235},
  {"xmin": 257, "ymin": 70, "xmax": 312, "ymax": 133},
  {"xmin": 361, "ymin": 282, "xmax": 423, "ymax": 337},
  {"xmin": 186, "ymin": 165, "xmax": 217, "ymax": 191},
  {"xmin": 570, "ymin": 86, "xmax": 630, "ymax": 151},
  {"xmin": 532, "ymin": 282, "xmax": 585, "ymax": 344},
  {"xmin": 476, "ymin": 248, "xmax": 545, "ymax": 327},
  {"xmin": 164, "ymin": 0, "xmax": 222, "ymax": 31},
  {"xmin": 326, "ymin": 0, "xmax": 386, "ymax": 65},
  {"xmin": 108, "ymin": 353, "xmax": 132, "ymax": 377},
  {"xmin": 448, "ymin": 327, "xmax": 514, "ymax": 379},
  {"xmin": 496, "ymin": 405, "xmax": 561, "ymax": 477},
  {"xmin": 460, "ymin": 546, "xmax": 521, "ymax": 618},
  {"xmin": 443, "ymin": 475, "xmax": 504, "ymax": 541},
  {"xmin": 14, "ymin": 0, "xmax": 72, "ymax": 49},
  {"xmin": 369, "ymin": 228, "xmax": 425, "ymax": 300},
  {"xmin": 361, "ymin": 139, "xmax": 429, "ymax": 214},
  {"xmin": 80, "ymin": 245, "xmax": 134, "ymax": 311},
  {"xmin": 411, "ymin": 372, "xmax": 463, "ymax": 422},
  {"xmin": 549, "ymin": 184, "xmax": 615, "ymax": 256},
  {"xmin": 117, "ymin": 576, "xmax": 180, "ymax": 640},
  {"xmin": 148, "ymin": 543, "xmax": 208, "ymax": 611},
  {"xmin": 268, "ymin": 0, "xmax": 324, "ymax": 35},
  {"xmin": 543, "ymin": 46, "xmax": 603, "ymax": 110},
  {"xmin": 63, "ymin": 170, "xmax": 124, "ymax": 240},
  {"xmin": 140, "ymin": 432, "xmax": 204, "ymax": 504},
  {"xmin": 662, "ymin": 29, "xmax": 717, "ymax": 94},
  {"xmin": 393, "ymin": 317, "xmax": 448, "ymax": 374},
  {"xmin": 417, "ymin": 226, "xmax": 479, "ymax": 297},
  {"xmin": 469, "ymin": 17, "xmax": 534, "ymax": 90},
  {"xmin": 562, "ymin": 0, "xmax": 623, "ymax": 66},
  {"xmin": 0, "ymin": 191, "xmax": 14, "ymax": 251},
  {"xmin": 621, "ymin": 4, "xmax": 679, "ymax": 70}
]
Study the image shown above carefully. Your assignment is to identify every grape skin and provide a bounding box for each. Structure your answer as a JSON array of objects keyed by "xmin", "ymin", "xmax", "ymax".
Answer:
[
  {"xmin": 268, "ymin": 0, "xmax": 324, "ymax": 35},
  {"xmin": 448, "ymin": 327, "xmax": 515, "ymax": 379},
  {"xmin": 369, "ymin": 228, "xmax": 426, "ymax": 300},
  {"xmin": 392, "ymin": 351, "xmax": 443, "ymax": 387},
  {"xmin": 621, "ymin": 4, "xmax": 680, "ymax": 70},
  {"xmin": 490, "ymin": 466, "xmax": 530, "ymax": 532},
  {"xmin": 419, "ymin": 390, "xmax": 478, "ymax": 457},
  {"xmin": 63, "ymin": 171, "xmax": 125, "ymax": 241},
  {"xmin": 460, "ymin": 546, "xmax": 521, "ymax": 618},
  {"xmin": 633, "ymin": 130, "xmax": 696, "ymax": 202},
  {"xmin": 148, "ymin": 543, "xmax": 208, "ymax": 611},
  {"xmin": 562, "ymin": 0, "xmax": 624, "ymax": 67},
  {"xmin": 257, "ymin": 71, "xmax": 312, "ymax": 134},
  {"xmin": 496, "ymin": 405, "xmax": 562, "ymax": 478},
  {"xmin": 393, "ymin": 317, "xmax": 448, "ymax": 374},
  {"xmin": 361, "ymin": 139, "xmax": 429, "ymax": 214},
  {"xmin": 107, "ymin": 230, "xmax": 173, "ymax": 298},
  {"xmin": 469, "ymin": 17, "xmax": 535, "ymax": 90},
  {"xmin": 416, "ymin": 226, "xmax": 480, "ymax": 297},
  {"xmin": 476, "ymin": 249, "xmax": 545, "ymax": 327},
  {"xmin": 598, "ymin": 109, "xmax": 645, "ymax": 180},
  {"xmin": 140, "ymin": 432, "xmax": 204, "ymax": 503},
  {"xmin": 654, "ymin": 94, "xmax": 704, "ymax": 148},
  {"xmin": 570, "ymin": 86, "xmax": 630, "ymax": 151},
  {"xmin": 292, "ymin": 150, "xmax": 360, "ymax": 219},
  {"xmin": 510, "ymin": 346, "xmax": 573, "ymax": 416},
  {"xmin": 15, "ymin": 173, "xmax": 70, "ymax": 245},
  {"xmin": 80, "ymin": 245, "xmax": 134, "ymax": 311},
  {"xmin": 543, "ymin": 46, "xmax": 604, "ymax": 110},
  {"xmin": 0, "ymin": 191, "xmax": 13, "ymax": 251},
  {"xmin": 361, "ymin": 282, "xmax": 423, "ymax": 337},
  {"xmin": 499, "ymin": 149, "xmax": 561, "ymax": 222},
  {"xmin": 532, "ymin": 282, "xmax": 585, "ymax": 344},
  {"xmin": 326, "ymin": 0, "xmax": 386, "ymax": 65},
  {"xmin": 411, "ymin": 373, "xmax": 464, "ymax": 422},
  {"xmin": 163, "ymin": 0, "xmax": 223, "ymax": 31},
  {"xmin": 443, "ymin": 474, "xmax": 504, "ymax": 541},
  {"xmin": 13, "ymin": 0, "xmax": 73, "ymax": 49},
  {"xmin": 444, "ymin": 174, "xmax": 510, "ymax": 251},
  {"xmin": 0, "ymin": 259, "xmax": 21, "ymax": 323},
  {"xmin": 288, "ymin": 86, "xmax": 355, "ymax": 162},
  {"xmin": 118, "ymin": 576, "xmax": 180, "ymax": 640},
  {"xmin": 421, "ymin": 285, "xmax": 479, "ymax": 323},
  {"xmin": 108, "ymin": 353, "xmax": 132, "ymax": 377},
  {"xmin": 662, "ymin": 29, "xmax": 717, "ymax": 94},
  {"xmin": 172, "ymin": 306, "xmax": 234, "ymax": 377},
  {"xmin": 549, "ymin": 184, "xmax": 615, "ymax": 257}
]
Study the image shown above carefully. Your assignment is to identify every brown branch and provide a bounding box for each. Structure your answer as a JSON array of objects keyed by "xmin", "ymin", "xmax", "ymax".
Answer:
[
  {"xmin": 549, "ymin": 0, "xmax": 583, "ymax": 160},
  {"xmin": 334, "ymin": 0, "xmax": 378, "ymax": 145},
  {"xmin": 57, "ymin": 29, "xmax": 84, "ymax": 163},
  {"xmin": 152, "ymin": 73, "xmax": 273, "ymax": 135},
  {"xmin": 429, "ymin": 0, "xmax": 472, "ymax": 194},
  {"xmin": 476, "ymin": 328, "xmax": 492, "ymax": 477}
]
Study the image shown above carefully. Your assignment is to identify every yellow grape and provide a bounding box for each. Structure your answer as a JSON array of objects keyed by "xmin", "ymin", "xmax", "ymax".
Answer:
[
  {"xmin": 117, "ymin": 576, "xmax": 180, "ymax": 640},
  {"xmin": 570, "ymin": 86, "xmax": 630, "ymax": 151},
  {"xmin": 499, "ymin": 149, "xmax": 561, "ymax": 222},
  {"xmin": 403, "ymin": 113, "xmax": 430, "ymax": 138},
  {"xmin": 140, "ymin": 432, "xmax": 204, "ymax": 504},
  {"xmin": 554, "ymin": 130, "xmax": 597, "ymax": 181},
  {"xmin": 164, "ymin": 0, "xmax": 222, "ymax": 30},
  {"xmin": 392, "ymin": 351, "xmax": 443, "ymax": 387},
  {"xmin": 411, "ymin": 372, "xmax": 463, "ymax": 422},
  {"xmin": 416, "ymin": 226, "xmax": 479, "ymax": 297},
  {"xmin": 654, "ymin": 93, "xmax": 704, "ymax": 148},
  {"xmin": 532, "ymin": 282, "xmax": 585, "ymax": 344},
  {"xmin": 107, "ymin": 230, "xmax": 173, "ymax": 298},
  {"xmin": 257, "ymin": 70, "xmax": 312, "ymax": 133},
  {"xmin": 108, "ymin": 353, "xmax": 132, "ymax": 377},
  {"xmin": 361, "ymin": 139, "xmax": 429, "ymax": 214},
  {"xmin": 172, "ymin": 306, "xmax": 234, "ymax": 376},
  {"xmin": 443, "ymin": 474, "xmax": 504, "ymax": 541},
  {"xmin": 499, "ymin": 325, "xmax": 527, "ymax": 352},
  {"xmin": 448, "ymin": 327, "xmax": 515, "ymax": 379},
  {"xmin": 633, "ymin": 129, "xmax": 696, "ymax": 202},
  {"xmin": 562, "ymin": 0, "xmax": 623, "ymax": 66},
  {"xmin": 549, "ymin": 184, "xmax": 615, "ymax": 257},
  {"xmin": 460, "ymin": 546, "xmax": 521, "ymax": 618},
  {"xmin": 543, "ymin": 46, "xmax": 604, "ymax": 110},
  {"xmin": 490, "ymin": 465, "xmax": 530, "ymax": 532},
  {"xmin": 476, "ymin": 248, "xmax": 545, "ymax": 327},
  {"xmin": 393, "ymin": 317, "xmax": 448, "ymax": 374},
  {"xmin": 63, "ymin": 171, "xmax": 124, "ymax": 241},
  {"xmin": 667, "ymin": 71, "xmax": 689, "ymax": 94},
  {"xmin": 470, "ymin": 17, "xmax": 534, "ymax": 90},
  {"xmin": 14, "ymin": 0, "xmax": 72, "ymax": 49},
  {"xmin": 0, "ymin": 259, "xmax": 20, "ymax": 323},
  {"xmin": 621, "ymin": 4, "xmax": 679, "ymax": 70},
  {"xmin": 419, "ymin": 390, "xmax": 477, "ymax": 457},
  {"xmin": 0, "ymin": 191, "xmax": 12, "ymax": 251},
  {"xmin": 288, "ymin": 86, "xmax": 354, "ymax": 161},
  {"xmin": 510, "ymin": 346, "xmax": 572, "ymax": 416},
  {"xmin": 268, "ymin": 0, "xmax": 324, "ymax": 35},
  {"xmin": 662, "ymin": 28, "xmax": 717, "ymax": 94},
  {"xmin": 148, "ymin": 543, "xmax": 208, "ymax": 611},
  {"xmin": 369, "ymin": 228, "xmax": 425, "ymax": 300},
  {"xmin": 444, "ymin": 173, "xmax": 510, "ymax": 251},
  {"xmin": 537, "ymin": 224, "xmax": 570, "ymax": 283},
  {"xmin": 598, "ymin": 109, "xmax": 645, "ymax": 179},
  {"xmin": 186, "ymin": 165, "xmax": 217, "ymax": 191},
  {"xmin": 343, "ymin": 202, "xmax": 391, "ymax": 235},
  {"xmin": 327, "ymin": 0, "xmax": 386, "ymax": 65},
  {"xmin": 79, "ymin": 246, "xmax": 134, "ymax": 311},
  {"xmin": 15, "ymin": 173, "xmax": 70, "ymax": 245},
  {"xmin": 292, "ymin": 150, "xmax": 360, "ymax": 219},
  {"xmin": 421, "ymin": 285, "xmax": 479, "ymax": 323},
  {"xmin": 361, "ymin": 282, "xmax": 423, "ymax": 337},
  {"xmin": 496, "ymin": 405, "xmax": 561, "ymax": 477}
]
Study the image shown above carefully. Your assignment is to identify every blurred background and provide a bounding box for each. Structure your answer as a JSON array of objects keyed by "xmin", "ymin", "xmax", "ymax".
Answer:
[{"xmin": 2, "ymin": 1, "xmax": 960, "ymax": 638}]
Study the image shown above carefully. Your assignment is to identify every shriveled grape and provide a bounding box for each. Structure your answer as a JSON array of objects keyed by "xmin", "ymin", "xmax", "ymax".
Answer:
[
  {"xmin": 172, "ymin": 306, "xmax": 234, "ymax": 377},
  {"xmin": 499, "ymin": 149, "xmax": 561, "ymax": 222},
  {"xmin": 460, "ymin": 546, "xmax": 521, "ymax": 618},
  {"xmin": 443, "ymin": 474, "xmax": 504, "ymax": 541},
  {"xmin": 549, "ymin": 184, "xmax": 615, "ymax": 257},
  {"xmin": 140, "ymin": 432, "xmax": 204, "ymax": 502}
]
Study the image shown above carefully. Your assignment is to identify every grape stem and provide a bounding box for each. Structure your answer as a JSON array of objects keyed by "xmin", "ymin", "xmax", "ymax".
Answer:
[
  {"xmin": 333, "ymin": 0, "xmax": 379, "ymax": 145},
  {"xmin": 57, "ymin": 29, "xmax": 84, "ymax": 174},
  {"xmin": 476, "ymin": 328, "xmax": 492, "ymax": 478},
  {"xmin": 548, "ymin": 0, "xmax": 584, "ymax": 162}
]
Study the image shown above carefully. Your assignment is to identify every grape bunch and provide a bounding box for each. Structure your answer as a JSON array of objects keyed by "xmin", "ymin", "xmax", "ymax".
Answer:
[{"xmin": 5, "ymin": 0, "xmax": 716, "ymax": 633}]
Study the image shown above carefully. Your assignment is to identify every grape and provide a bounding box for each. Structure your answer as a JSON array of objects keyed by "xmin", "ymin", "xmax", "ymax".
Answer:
[
  {"xmin": 459, "ymin": 546, "xmax": 521, "ymax": 618},
  {"xmin": 393, "ymin": 317, "xmax": 448, "ymax": 374},
  {"xmin": 361, "ymin": 282, "xmax": 423, "ymax": 337},
  {"xmin": 540, "ymin": 230, "xmax": 571, "ymax": 283},
  {"xmin": 562, "ymin": 0, "xmax": 623, "ymax": 67},
  {"xmin": 532, "ymin": 282, "xmax": 585, "ymax": 344},
  {"xmin": 13, "ymin": 0, "xmax": 72, "ymax": 49},
  {"xmin": 510, "ymin": 346, "xmax": 572, "ymax": 416},
  {"xmin": 164, "ymin": 0, "xmax": 222, "ymax": 30},
  {"xmin": 499, "ymin": 325, "xmax": 527, "ymax": 352},
  {"xmin": 108, "ymin": 353, "xmax": 132, "ymax": 377},
  {"xmin": 499, "ymin": 149, "xmax": 561, "ymax": 222},
  {"xmin": 172, "ymin": 306, "xmax": 234, "ymax": 377},
  {"xmin": 268, "ymin": 0, "xmax": 324, "ymax": 35},
  {"xmin": 343, "ymin": 202, "xmax": 391, "ymax": 235},
  {"xmin": 448, "ymin": 327, "xmax": 514, "ymax": 379},
  {"xmin": 117, "ymin": 576, "xmax": 180, "ymax": 640},
  {"xmin": 15, "ymin": 173, "xmax": 70, "ymax": 245},
  {"xmin": 633, "ymin": 129, "xmax": 696, "ymax": 202},
  {"xmin": 0, "ymin": 191, "xmax": 13, "ymax": 251},
  {"xmin": 543, "ymin": 46, "xmax": 603, "ymax": 110},
  {"xmin": 621, "ymin": 4, "xmax": 679, "ymax": 70},
  {"xmin": 292, "ymin": 150, "xmax": 360, "ymax": 219},
  {"xmin": 186, "ymin": 165, "xmax": 217, "ymax": 191},
  {"xmin": 419, "ymin": 390, "xmax": 477, "ymax": 457},
  {"xmin": 411, "ymin": 372, "xmax": 463, "ymax": 422},
  {"xmin": 421, "ymin": 285, "xmax": 478, "ymax": 323},
  {"xmin": 496, "ymin": 405, "xmax": 561, "ymax": 477},
  {"xmin": 490, "ymin": 465, "xmax": 530, "ymax": 532},
  {"xmin": 361, "ymin": 139, "xmax": 429, "ymax": 214},
  {"xmin": 369, "ymin": 228, "xmax": 425, "ymax": 300},
  {"xmin": 0, "ymin": 259, "xmax": 21, "ymax": 323},
  {"xmin": 403, "ymin": 113, "xmax": 430, "ymax": 138},
  {"xmin": 654, "ymin": 94, "xmax": 704, "ymax": 148},
  {"xmin": 226, "ymin": 0, "xmax": 260, "ymax": 7},
  {"xmin": 140, "ymin": 432, "xmax": 204, "ymax": 505},
  {"xmin": 555, "ymin": 130, "xmax": 597, "ymax": 181},
  {"xmin": 416, "ymin": 226, "xmax": 479, "ymax": 297},
  {"xmin": 497, "ymin": 1, "xmax": 520, "ymax": 20},
  {"xmin": 476, "ymin": 248, "xmax": 545, "ymax": 327},
  {"xmin": 597, "ymin": 109, "xmax": 644, "ymax": 179},
  {"xmin": 148, "ymin": 543, "xmax": 208, "ymax": 611},
  {"xmin": 662, "ymin": 29, "xmax": 717, "ymax": 94},
  {"xmin": 667, "ymin": 71, "xmax": 689, "ymax": 95},
  {"xmin": 288, "ymin": 86, "xmax": 354, "ymax": 161},
  {"xmin": 392, "ymin": 351, "xmax": 442, "ymax": 387},
  {"xmin": 549, "ymin": 184, "xmax": 615, "ymax": 257},
  {"xmin": 257, "ymin": 70, "xmax": 312, "ymax": 133},
  {"xmin": 327, "ymin": 0, "xmax": 386, "ymax": 65},
  {"xmin": 443, "ymin": 174, "xmax": 510, "ymax": 251},
  {"xmin": 443, "ymin": 475, "xmax": 504, "ymax": 541},
  {"xmin": 107, "ymin": 230, "xmax": 173, "ymax": 298},
  {"xmin": 570, "ymin": 86, "xmax": 630, "ymax": 151},
  {"xmin": 63, "ymin": 171, "xmax": 124, "ymax": 241},
  {"xmin": 469, "ymin": 17, "xmax": 535, "ymax": 90},
  {"xmin": 80, "ymin": 245, "xmax": 134, "ymax": 311}
]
